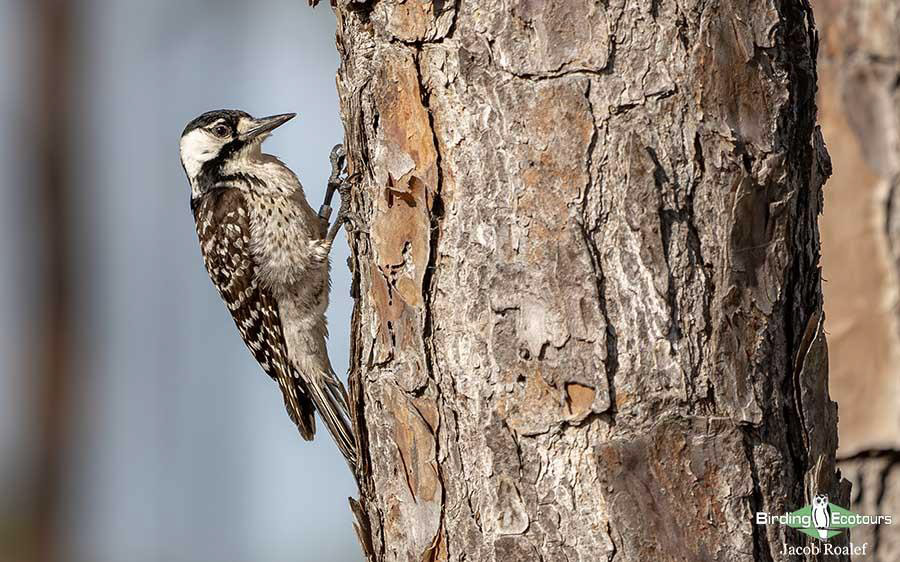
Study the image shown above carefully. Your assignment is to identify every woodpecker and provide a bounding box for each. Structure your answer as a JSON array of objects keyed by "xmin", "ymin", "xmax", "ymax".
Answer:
[{"xmin": 179, "ymin": 109, "xmax": 357, "ymax": 466}]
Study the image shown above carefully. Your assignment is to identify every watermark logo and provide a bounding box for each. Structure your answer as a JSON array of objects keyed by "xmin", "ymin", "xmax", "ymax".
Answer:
[
  {"xmin": 756, "ymin": 494, "xmax": 891, "ymax": 540},
  {"xmin": 756, "ymin": 494, "xmax": 893, "ymax": 556}
]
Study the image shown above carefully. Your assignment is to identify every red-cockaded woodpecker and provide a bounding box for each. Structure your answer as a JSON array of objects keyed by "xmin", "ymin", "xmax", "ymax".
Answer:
[{"xmin": 179, "ymin": 109, "xmax": 356, "ymax": 465}]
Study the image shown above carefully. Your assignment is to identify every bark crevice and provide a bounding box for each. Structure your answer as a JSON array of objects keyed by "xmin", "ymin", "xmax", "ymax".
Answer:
[
  {"xmin": 742, "ymin": 430, "xmax": 776, "ymax": 562},
  {"xmin": 415, "ymin": 43, "xmax": 451, "ymax": 561},
  {"xmin": 580, "ymin": 79, "xmax": 619, "ymax": 421}
]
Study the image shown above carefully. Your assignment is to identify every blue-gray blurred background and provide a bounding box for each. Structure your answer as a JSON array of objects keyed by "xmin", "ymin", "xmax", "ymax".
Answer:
[{"xmin": 0, "ymin": 1, "xmax": 361, "ymax": 561}]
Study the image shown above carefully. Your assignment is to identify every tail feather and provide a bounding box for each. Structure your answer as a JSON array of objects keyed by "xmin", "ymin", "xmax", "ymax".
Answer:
[
  {"xmin": 303, "ymin": 371, "xmax": 358, "ymax": 466},
  {"xmin": 278, "ymin": 377, "xmax": 316, "ymax": 440}
]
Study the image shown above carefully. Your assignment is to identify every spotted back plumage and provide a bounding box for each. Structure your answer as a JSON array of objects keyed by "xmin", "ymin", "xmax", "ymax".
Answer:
[{"xmin": 193, "ymin": 186, "xmax": 317, "ymax": 439}]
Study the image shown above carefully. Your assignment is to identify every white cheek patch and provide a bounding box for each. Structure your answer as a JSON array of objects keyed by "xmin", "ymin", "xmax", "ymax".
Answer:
[{"xmin": 180, "ymin": 128, "xmax": 222, "ymax": 179}]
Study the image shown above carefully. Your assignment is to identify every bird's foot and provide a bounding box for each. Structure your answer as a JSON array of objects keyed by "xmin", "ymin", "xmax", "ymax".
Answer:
[
  {"xmin": 329, "ymin": 144, "xmax": 347, "ymax": 186},
  {"xmin": 325, "ymin": 184, "xmax": 366, "ymax": 244},
  {"xmin": 319, "ymin": 144, "xmax": 348, "ymax": 222},
  {"xmin": 337, "ymin": 172, "xmax": 358, "ymax": 204},
  {"xmin": 339, "ymin": 211, "xmax": 366, "ymax": 237},
  {"xmin": 337, "ymin": 173, "xmax": 366, "ymax": 236}
]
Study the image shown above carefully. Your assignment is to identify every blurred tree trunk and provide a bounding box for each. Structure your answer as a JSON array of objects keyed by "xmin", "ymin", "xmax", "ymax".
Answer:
[
  {"xmin": 21, "ymin": 2, "xmax": 74, "ymax": 562},
  {"xmin": 814, "ymin": 0, "xmax": 900, "ymax": 558},
  {"xmin": 333, "ymin": 1, "xmax": 846, "ymax": 560}
]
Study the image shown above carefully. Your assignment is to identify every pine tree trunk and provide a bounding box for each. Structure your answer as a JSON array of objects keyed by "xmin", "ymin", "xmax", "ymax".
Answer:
[{"xmin": 333, "ymin": 1, "xmax": 847, "ymax": 560}]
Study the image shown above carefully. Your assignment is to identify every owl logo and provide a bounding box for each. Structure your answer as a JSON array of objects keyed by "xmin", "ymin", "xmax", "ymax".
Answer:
[{"xmin": 811, "ymin": 494, "xmax": 832, "ymax": 539}]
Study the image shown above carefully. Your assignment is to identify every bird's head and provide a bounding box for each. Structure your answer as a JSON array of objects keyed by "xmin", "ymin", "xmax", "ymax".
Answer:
[{"xmin": 179, "ymin": 109, "xmax": 295, "ymax": 192}]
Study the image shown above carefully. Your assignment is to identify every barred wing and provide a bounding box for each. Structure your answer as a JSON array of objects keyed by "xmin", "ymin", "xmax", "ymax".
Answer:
[{"xmin": 192, "ymin": 188, "xmax": 316, "ymax": 440}]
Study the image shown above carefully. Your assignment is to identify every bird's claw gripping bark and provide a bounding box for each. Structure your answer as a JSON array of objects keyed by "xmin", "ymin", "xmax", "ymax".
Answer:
[
  {"xmin": 339, "ymin": 173, "xmax": 365, "ymax": 232},
  {"xmin": 319, "ymin": 144, "xmax": 347, "ymax": 223},
  {"xmin": 329, "ymin": 144, "xmax": 347, "ymax": 185},
  {"xmin": 324, "ymin": 150, "xmax": 365, "ymax": 244}
]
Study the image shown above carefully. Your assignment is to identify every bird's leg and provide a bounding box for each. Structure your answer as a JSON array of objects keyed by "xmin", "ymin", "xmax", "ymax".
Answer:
[
  {"xmin": 318, "ymin": 144, "xmax": 346, "ymax": 226},
  {"xmin": 326, "ymin": 173, "xmax": 364, "ymax": 245},
  {"xmin": 321, "ymin": 144, "xmax": 365, "ymax": 245}
]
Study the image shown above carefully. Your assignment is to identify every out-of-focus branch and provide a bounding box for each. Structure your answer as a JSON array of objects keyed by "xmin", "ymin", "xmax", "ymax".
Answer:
[{"xmin": 24, "ymin": 2, "xmax": 73, "ymax": 562}]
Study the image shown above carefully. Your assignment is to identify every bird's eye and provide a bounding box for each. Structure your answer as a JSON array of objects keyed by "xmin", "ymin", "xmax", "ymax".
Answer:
[{"xmin": 212, "ymin": 125, "xmax": 230, "ymax": 138}]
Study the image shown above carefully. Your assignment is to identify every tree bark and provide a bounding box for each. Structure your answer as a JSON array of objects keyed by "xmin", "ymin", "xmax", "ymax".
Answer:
[{"xmin": 333, "ymin": 1, "xmax": 847, "ymax": 560}]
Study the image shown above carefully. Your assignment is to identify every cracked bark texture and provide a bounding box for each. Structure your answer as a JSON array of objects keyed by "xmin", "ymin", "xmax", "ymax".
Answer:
[
  {"xmin": 814, "ymin": 1, "xmax": 900, "ymax": 559},
  {"xmin": 332, "ymin": 1, "xmax": 846, "ymax": 560}
]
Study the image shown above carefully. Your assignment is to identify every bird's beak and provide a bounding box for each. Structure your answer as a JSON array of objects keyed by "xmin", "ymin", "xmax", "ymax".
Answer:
[{"xmin": 240, "ymin": 113, "xmax": 296, "ymax": 141}]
